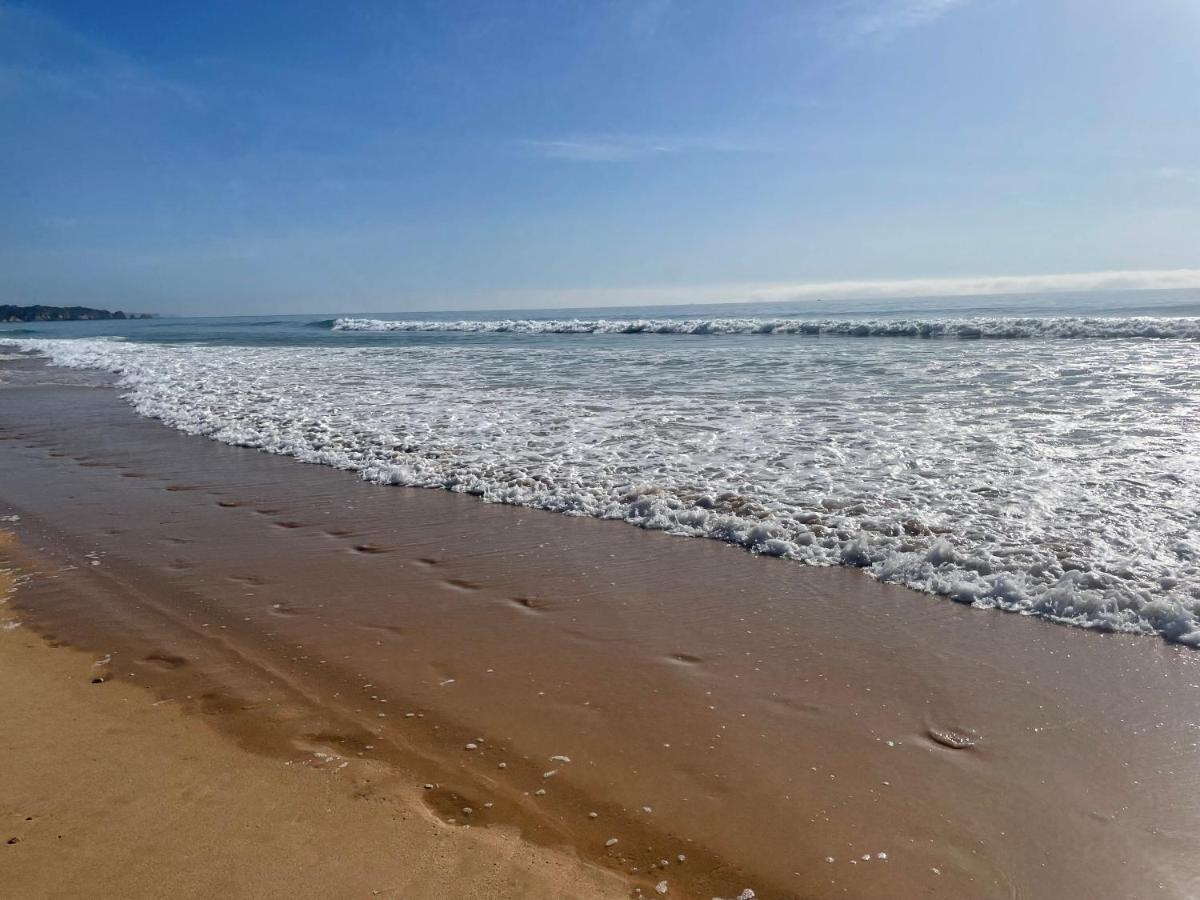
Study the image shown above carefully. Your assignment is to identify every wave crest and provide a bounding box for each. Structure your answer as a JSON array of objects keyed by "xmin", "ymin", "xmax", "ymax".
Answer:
[{"xmin": 331, "ymin": 315, "xmax": 1200, "ymax": 340}]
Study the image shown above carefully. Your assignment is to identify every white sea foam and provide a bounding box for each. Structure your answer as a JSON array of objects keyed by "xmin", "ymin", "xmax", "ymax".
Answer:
[
  {"xmin": 331, "ymin": 315, "xmax": 1200, "ymax": 340},
  {"xmin": 7, "ymin": 334, "xmax": 1200, "ymax": 645}
]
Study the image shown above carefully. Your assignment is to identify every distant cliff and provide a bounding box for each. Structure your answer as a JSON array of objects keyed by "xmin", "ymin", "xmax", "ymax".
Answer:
[{"xmin": 1, "ymin": 305, "xmax": 150, "ymax": 323}]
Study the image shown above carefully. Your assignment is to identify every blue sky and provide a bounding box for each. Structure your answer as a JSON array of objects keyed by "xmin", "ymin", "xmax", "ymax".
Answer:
[{"xmin": 1, "ymin": 0, "xmax": 1198, "ymax": 314}]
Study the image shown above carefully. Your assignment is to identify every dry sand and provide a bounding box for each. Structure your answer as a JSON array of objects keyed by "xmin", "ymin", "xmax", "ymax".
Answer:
[{"xmin": 3, "ymin": 356, "xmax": 1200, "ymax": 899}]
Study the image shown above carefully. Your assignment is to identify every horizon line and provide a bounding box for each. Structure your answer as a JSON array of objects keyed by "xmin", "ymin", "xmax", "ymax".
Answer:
[{"xmin": 169, "ymin": 267, "xmax": 1200, "ymax": 317}]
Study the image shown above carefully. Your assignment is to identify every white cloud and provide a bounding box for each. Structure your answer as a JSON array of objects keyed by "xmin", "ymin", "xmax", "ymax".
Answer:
[{"xmin": 848, "ymin": 0, "xmax": 971, "ymax": 37}]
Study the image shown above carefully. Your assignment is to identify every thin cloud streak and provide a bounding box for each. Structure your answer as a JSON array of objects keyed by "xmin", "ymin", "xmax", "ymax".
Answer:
[
  {"xmin": 630, "ymin": 0, "xmax": 673, "ymax": 39},
  {"xmin": 0, "ymin": 3, "xmax": 202, "ymax": 107},
  {"xmin": 743, "ymin": 268, "xmax": 1200, "ymax": 302},
  {"xmin": 520, "ymin": 134, "xmax": 776, "ymax": 162},
  {"xmin": 471, "ymin": 269, "xmax": 1200, "ymax": 310},
  {"xmin": 1156, "ymin": 167, "xmax": 1200, "ymax": 185},
  {"xmin": 522, "ymin": 137, "xmax": 674, "ymax": 162},
  {"xmin": 848, "ymin": 0, "xmax": 971, "ymax": 37}
]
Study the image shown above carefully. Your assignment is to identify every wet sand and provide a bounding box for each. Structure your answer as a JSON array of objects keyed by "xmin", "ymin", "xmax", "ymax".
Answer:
[
  {"xmin": 0, "ymin": 538, "xmax": 624, "ymax": 899},
  {"xmin": 3, "ymin": 356, "xmax": 1200, "ymax": 899}
]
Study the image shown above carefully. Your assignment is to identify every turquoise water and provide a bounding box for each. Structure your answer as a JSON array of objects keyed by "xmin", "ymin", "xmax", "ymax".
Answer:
[{"xmin": 5, "ymin": 287, "xmax": 1200, "ymax": 346}]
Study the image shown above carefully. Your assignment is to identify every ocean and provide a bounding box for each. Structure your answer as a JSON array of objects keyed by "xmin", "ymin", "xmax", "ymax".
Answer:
[{"xmin": 5, "ymin": 288, "xmax": 1199, "ymax": 644}]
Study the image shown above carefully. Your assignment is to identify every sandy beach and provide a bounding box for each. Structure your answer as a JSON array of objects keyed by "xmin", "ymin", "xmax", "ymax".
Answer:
[
  {"xmin": 0, "ymin": 586, "xmax": 625, "ymax": 900},
  {"xmin": 5, "ymin": 2, "xmax": 1198, "ymax": 895},
  {"xmin": 3, "ymin": 355, "xmax": 1200, "ymax": 899}
]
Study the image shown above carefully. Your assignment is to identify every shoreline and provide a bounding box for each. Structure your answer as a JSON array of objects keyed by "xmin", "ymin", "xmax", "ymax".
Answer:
[
  {"xmin": 3, "ymin": 357, "xmax": 1200, "ymax": 898},
  {"xmin": 11, "ymin": 333, "xmax": 1193, "ymax": 648}
]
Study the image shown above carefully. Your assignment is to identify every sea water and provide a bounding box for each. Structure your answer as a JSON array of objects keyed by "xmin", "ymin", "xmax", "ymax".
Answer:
[{"xmin": 5, "ymin": 289, "xmax": 1199, "ymax": 644}]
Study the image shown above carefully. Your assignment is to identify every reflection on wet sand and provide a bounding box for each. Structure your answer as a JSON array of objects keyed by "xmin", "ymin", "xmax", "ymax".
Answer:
[{"xmin": 2, "ymin": 359, "xmax": 1200, "ymax": 899}]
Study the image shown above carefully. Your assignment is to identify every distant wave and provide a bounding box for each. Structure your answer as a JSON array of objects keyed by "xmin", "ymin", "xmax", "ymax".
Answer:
[
  {"xmin": 330, "ymin": 316, "xmax": 1200, "ymax": 340},
  {"xmin": 305, "ymin": 318, "xmax": 338, "ymax": 328}
]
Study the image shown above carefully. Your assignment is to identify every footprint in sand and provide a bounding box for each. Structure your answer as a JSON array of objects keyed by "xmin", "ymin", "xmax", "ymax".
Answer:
[
  {"xmin": 142, "ymin": 653, "xmax": 188, "ymax": 670},
  {"xmin": 359, "ymin": 623, "xmax": 407, "ymax": 637},
  {"xmin": 228, "ymin": 574, "xmax": 268, "ymax": 586},
  {"xmin": 508, "ymin": 596, "xmax": 545, "ymax": 613},
  {"xmin": 442, "ymin": 578, "xmax": 482, "ymax": 592},
  {"xmin": 352, "ymin": 543, "xmax": 395, "ymax": 555},
  {"xmin": 420, "ymin": 786, "xmax": 486, "ymax": 827},
  {"xmin": 197, "ymin": 691, "xmax": 255, "ymax": 715},
  {"xmin": 926, "ymin": 726, "xmax": 979, "ymax": 751}
]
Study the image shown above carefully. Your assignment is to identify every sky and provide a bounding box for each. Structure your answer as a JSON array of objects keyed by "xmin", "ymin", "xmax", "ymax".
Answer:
[{"xmin": 1, "ymin": 0, "xmax": 1198, "ymax": 314}]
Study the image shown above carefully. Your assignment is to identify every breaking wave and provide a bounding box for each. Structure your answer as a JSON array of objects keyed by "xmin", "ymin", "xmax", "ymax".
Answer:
[{"xmin": 331, "ymin": 315, "xmax": 1200, "ymax": 340}]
